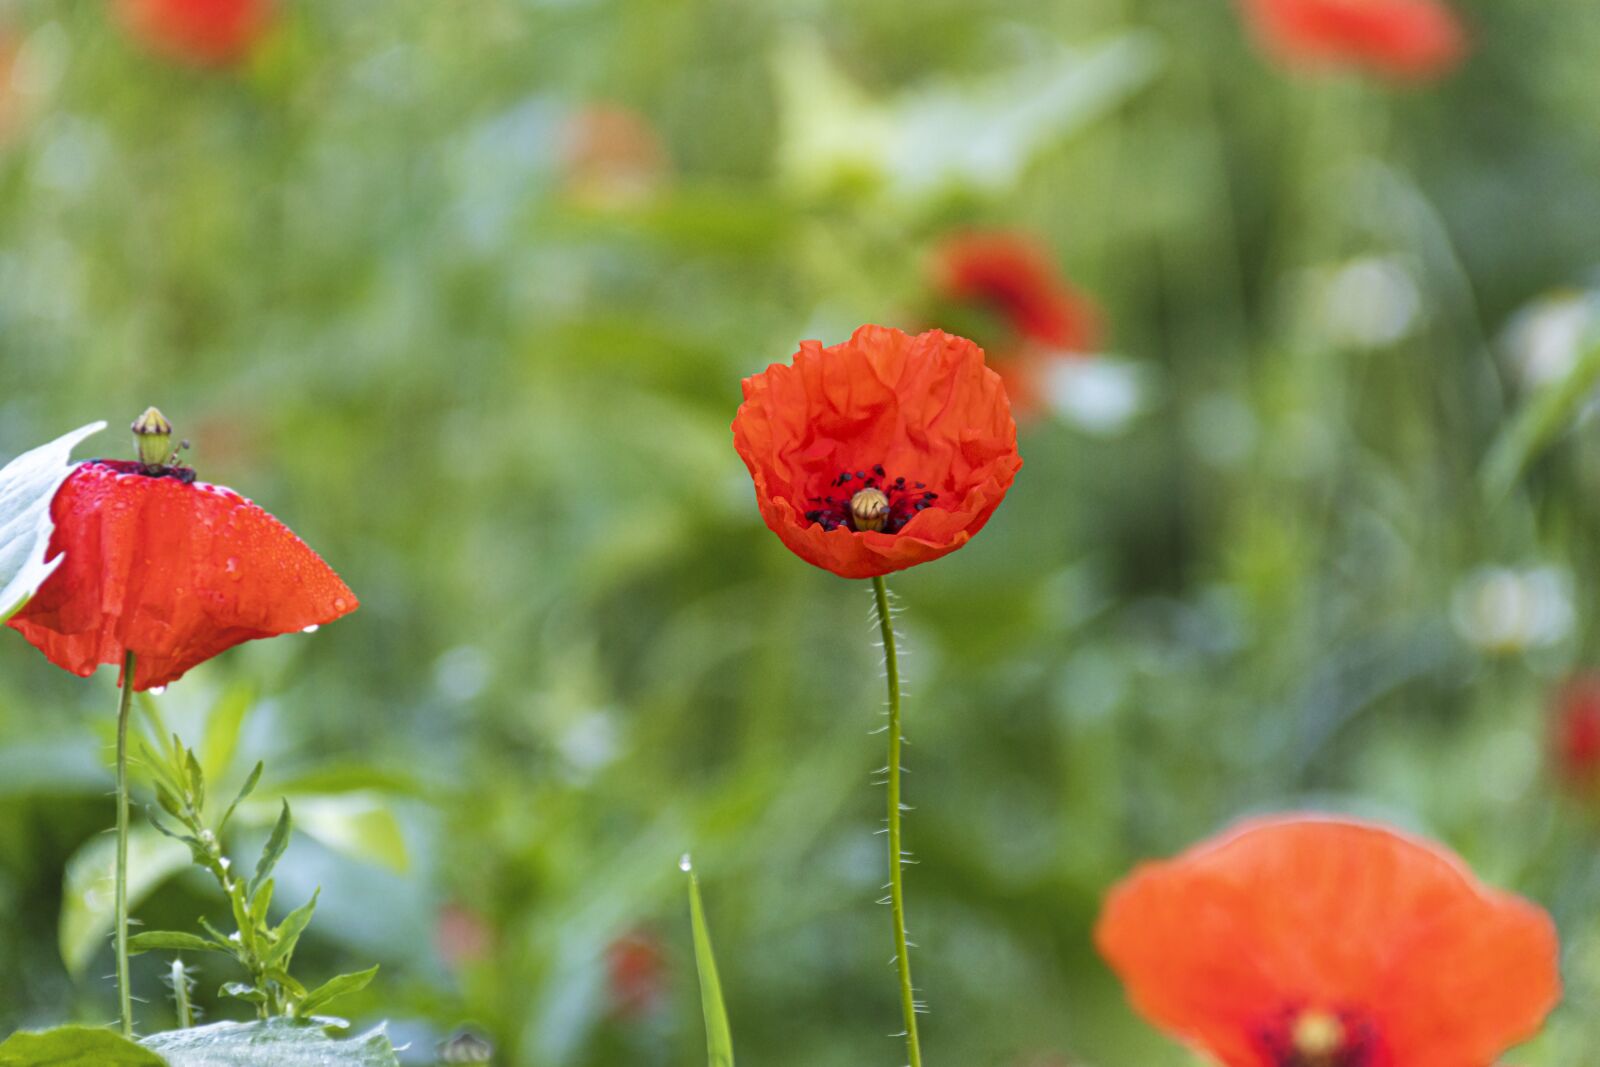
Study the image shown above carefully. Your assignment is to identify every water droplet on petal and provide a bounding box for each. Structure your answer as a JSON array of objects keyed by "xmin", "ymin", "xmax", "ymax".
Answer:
[
  {"xmin": 224, "ymin": 557, "xmax": 242, "ymax": 581},
  {"xmin": 301, "ymin": 624, "xmax": 319, "ymax": 634},
  {"xmin": 149, "ymin": 685, "xmax": 166, "ymax": 695},
  {"xmin": 332, "ymin": 596, "xmax": 348, "ymax": 611}
]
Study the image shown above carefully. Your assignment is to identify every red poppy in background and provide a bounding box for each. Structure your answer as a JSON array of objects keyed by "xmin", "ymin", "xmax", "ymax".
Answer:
[
  {"xmin": 733, "ymin": 325, "xmax": 1022, "ymax": 579},
  {"xmin": 1552, "ymin": 674, "xmax": 1600, "ymax": 794},
  {"xmin": 605, "ymin": 929, "xmax": 667, "ymax": 1020},
  {"xmin": 1239, "ymin": 0, "xmax": 1467, "ymax": 80},
  {"xmin": 8, "ymin": 457, "xmax": 356, "ymax": 690},
  {"xmin": 115, "ymin": 0, "xmax": 273, "ymax": 68},
  {"xmin": 1095, "ymin": 815, "xmax": 1560, "ymax": 1067},
  {"xmin": 561, "ymin": 104, "xmax": 670, "ymax": 209},
  {"xmin": 931, "ymin": 232, "xmax": 1101, "ymax": 417}
]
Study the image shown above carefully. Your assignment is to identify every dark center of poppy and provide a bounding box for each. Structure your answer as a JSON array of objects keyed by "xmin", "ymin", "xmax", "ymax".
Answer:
[
  {"xmin": 1259, "ymin": 1006, "xmax": 1378, "ymax": 1067},
  {"xmin": 802, "ymin": 465, "xmax": 941, "ymax": 534}
]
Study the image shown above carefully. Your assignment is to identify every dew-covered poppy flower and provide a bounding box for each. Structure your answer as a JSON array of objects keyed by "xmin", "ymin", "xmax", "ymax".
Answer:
[
  {"xmin": 1552, "ymin": 674, "xmax": 1600, "ymax": 794},
  {"xmin": 1239, "ymin": 0, "xmax": 1467, "ymax": 80},
  {"xmin": 732, "ymin": 325, "xmax": 1021, "ymax": 580},
  {"xmin": 1095, "ymin": 815, "xmax": 1560, "ymax": 1067},
  {"xmin": 931, "ymin": 232, "xmax": 1101, "ymax": 417},
  {"xmin": 115, "ymin": 0, "xmax": 273, "ymax": 68},
  {"xmin": 8, "ymin": 416, "xmax": 355, "ymax": 690}
]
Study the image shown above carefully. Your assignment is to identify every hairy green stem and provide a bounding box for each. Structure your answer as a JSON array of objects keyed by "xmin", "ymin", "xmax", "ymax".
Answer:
[
  {"xmin": 872, "ymin": 576, "xmax": 922, "ymax": 1067},
  {"xmin": 115, "ymin": 650, "xmax": 137, "ymax": 1037}
]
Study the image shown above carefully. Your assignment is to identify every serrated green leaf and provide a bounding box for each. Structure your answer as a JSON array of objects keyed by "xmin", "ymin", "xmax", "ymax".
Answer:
[
  {"xmin": 0, "ymin": 422, "xmax": 105, "ymax": 623},
  {"xmin": 184, "ymin": 749, "xmax": 206, "ymax": 814},
  {"xmin": 128, "ymin": 930, "xmax": 229, "ymax": 956},
  {"xmin": 293, "ymin": 965, "xmax": 378, "ymax": 1019},
  {"xmin": 251, "ymin": 800, "xmax": 291, "ymax": 896},
  {"xmin": 0, "ymin": 1025, "xmax": 166, "ymax": 1066},
  {"xmin": 60, "ymin": 827, "xmax": 191, "ymax": 977},
  {"xmin": 265, "ymin": 888, "xmax": 319, "ymax": 968},
  {"xmin": 141, "ymin": 1020, "xmax": 399, "ymax": 1067},
  {"xmin": 221, "ymin": 762, "xmax": 263, "ymax": 832},
  {"xmin": 686, "ymin": 862, "xmax": 735, "ymax": 1067}
]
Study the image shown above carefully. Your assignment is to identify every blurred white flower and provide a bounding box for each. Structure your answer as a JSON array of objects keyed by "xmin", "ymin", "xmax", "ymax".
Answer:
[
  {"xmin": 1451, "ymin": 564, "xmax": 1574, "ymax": 654},
  {"xmin": 1500, "ymin": 288, "xmax": 1600, "ymax": 391},
  {"xmin": 1314, "ymin": 255, "xmax": 1422, "ymax": 349},
  {"xmin": 1042, "ymin": 355, "xmax": 1151, "ymax": 436}
]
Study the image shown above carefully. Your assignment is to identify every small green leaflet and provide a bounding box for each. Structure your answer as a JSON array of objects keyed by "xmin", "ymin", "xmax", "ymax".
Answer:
[{"xmin": 0, "ymin": 421, "xmax": 105, "ymax": 623}]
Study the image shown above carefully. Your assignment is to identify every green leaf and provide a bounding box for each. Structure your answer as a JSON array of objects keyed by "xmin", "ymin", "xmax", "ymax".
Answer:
[
  {"xmin": 141, "ymin": 1020, "xmax": 399, "ymax": 1067},
  {"xmin": 128, "ymin": 930, "xmax": 229, "ymax": 956},
  {"xmin": 0, "ymin": 1026, "xmax": 166, "ymax": 1066},
  {"xmin": 685, "ymin": 859, "xmax": 735, "ymax": 1067},
  {"xmin": 220, "ymin": 763, "xmax": 263, "ymax": 832},
  {"xmin": 264, "ymin": 889, "xmax": 319, "ymax": 968},
  {"xmin": 291, "ymin": 795, "xmax": 409, "ymax": 874},
  {"xmin": 292, "ymin": 965, "xmax": 378, "ymax": 1019},
  {"xmin": 200, "ymin": 683, "xmax": 255, "ymax": 783},
  {"xmin": 60, "ymin": 827, "xmax": 191, "ymax": 977},
  {"xmin": 251, "ymin": 800, "xmax": 291, "ymax": 896},
  {"xmin": 184, "ymin": 749, "xmax": 206, "ymax": 815},
  {"xmin": 219, "ymin": 982, "xmax": 267, "ymax": 1004},
  {"xmin": 0, "ymin": 421, "xmax": 106, "ymax": 623},
  {"xmin": 249, "ymin": 878, "xmax": 274, "ymax": 930}
]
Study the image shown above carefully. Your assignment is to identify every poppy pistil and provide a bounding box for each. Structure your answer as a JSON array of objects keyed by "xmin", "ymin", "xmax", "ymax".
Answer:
[
  {"xmin": 130, "ymin": 405, "xmax": 190, "ymax": 475},
  {"xmin": 849, "ymin": 487, "xmax": 890, "ymax": 531},
  {"xmin": 1289, "ymin": 1010, "xmax": 1346, "ymax": 1066}
]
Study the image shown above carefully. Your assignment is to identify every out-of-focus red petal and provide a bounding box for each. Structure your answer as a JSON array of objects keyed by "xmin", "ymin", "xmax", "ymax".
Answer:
[
  {"xmin": 933, "ymin": 232, "xmax": 1101, "ymax": 353},
  {"xmin": 1240, "ymin": 0, "xmax": 1468, "ymax": 80},
  {"xmin": 1094, "ymin": 815, "xmax": 1560, "ymax": 1067},
  {"xmin": 733, "ymin": 325, "xmax": 1022, "ymax": 579},
  {"xmin": 8, "ymin": 460, "xmax": 356, "ymax": 690},
  {"xmin": 114, "ymin": 0, "xmax": 273, "ymax": 68}
]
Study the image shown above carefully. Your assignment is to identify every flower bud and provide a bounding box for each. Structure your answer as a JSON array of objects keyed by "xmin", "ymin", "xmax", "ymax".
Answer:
[{"xmin": 131, "ymin": 406, "xmax": 174, "ymax": 472}]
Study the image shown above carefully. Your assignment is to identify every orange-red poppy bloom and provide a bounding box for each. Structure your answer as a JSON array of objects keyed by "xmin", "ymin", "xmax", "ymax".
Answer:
[
  {"xmin": 930, "ymin": 232, "xmax": 1101, "ymax": 417},
  {"xmin": 115, "ymin": 0, "xmax": 273, "ymax": 68},
  {"xmin": 8, "ymin": 459, "xmax": 356, "ymax": 690},
  {"xmin": 1239, "ymin": 0, "xmax": 1467, "ymax": 80},
  {"xmin": 1096, "ymin": 815, "xmax": 1560, "ymax": 1067},
  {"xmin": 732, "ymin": 325, "xmax": 1022, "ymax": 580},
  {"xmin": 1552, "ymin": 674, "xmax": 1600, "ymax": 794}
]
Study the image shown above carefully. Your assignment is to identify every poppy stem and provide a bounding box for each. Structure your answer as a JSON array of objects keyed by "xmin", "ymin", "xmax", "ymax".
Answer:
[
  {"xmin": 871, "ymin": 575, "xmax": 923, "ymax": 1067},
  {"xmin": 114, "ymin": 650, "xmax": 136, "ymax": 1037}
]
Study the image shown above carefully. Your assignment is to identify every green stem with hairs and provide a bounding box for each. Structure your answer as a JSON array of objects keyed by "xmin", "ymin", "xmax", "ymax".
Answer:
[
  {"xmin": 871, "ymin": 576, "xmax": 922, "ymax": 1067},
  {"xmin": 115, "ymin": 650, "xmax": 137, "ymax": 1036}
]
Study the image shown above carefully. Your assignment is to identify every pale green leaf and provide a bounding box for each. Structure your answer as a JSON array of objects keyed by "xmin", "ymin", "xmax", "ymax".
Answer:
[
  {"xmin": 293, "ymin": 965, "xmax": 378, "ymax": 1019},
  {"xmin": 292, "ymin": 795, "xmax": 409, "ymax": 873},
  {"xmin": 128, "ymin": 930, "xmax": 229, "ymax": 956},
  {"xmin": 60, "ymin": 826, "xmax": 191, "ymax": 977},
  {"xmin": 141, "ymin": 1020, "xmax": 399, "ymax": 1067},
  {"xmin": 0, "ymin": 422, "xmax": 105, "ymax": 622}
]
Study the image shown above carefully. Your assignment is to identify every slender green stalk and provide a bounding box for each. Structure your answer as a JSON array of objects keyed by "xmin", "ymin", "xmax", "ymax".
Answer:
[
  {"xmin": 871, "ymin": 576, "xmax": 922, "ymax": 1067},
  {"xmin": 115, "ymin": 650, "xmax": 137, "ymax": 1036},
  {"xmin": 171, "ymin": 958, "xmax": 194, "ymax": 1029}
]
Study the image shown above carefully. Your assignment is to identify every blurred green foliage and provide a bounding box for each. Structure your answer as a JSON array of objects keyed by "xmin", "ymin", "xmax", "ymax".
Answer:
[{"xmin": 3, "ymin": 0, "xmax": 1600, "ymax": 1064}]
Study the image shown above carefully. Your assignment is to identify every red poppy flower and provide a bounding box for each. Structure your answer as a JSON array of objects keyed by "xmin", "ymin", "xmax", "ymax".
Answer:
[
  {"xmin": 1239, "ymin": 0, "xmax": 1467, "ymax": 80},
  {"xmin": 605, "ymin": 929, "xmax": 667, "ymax": 1019},
  {"xmin": 732, "ymin": 325, "xmax": 1022, "ymax": 580},
  {"xmin": 8, "ymin": 459, "xmax": 356, "ymax": 691},
  {"xmin": 115, "ymin": 0, "xmax": 273, "ymax": 68},
  {"xmin": 931, "ymin": 232, "xmax": 1101, "ymax": 417},
  {"xmin": 1095, "ymin": 815, "xmax": 1561, "ymax": 1067},
  {"xmin": 1552, "ymin": 674, "xmax": 1600, "ymax": 793}
]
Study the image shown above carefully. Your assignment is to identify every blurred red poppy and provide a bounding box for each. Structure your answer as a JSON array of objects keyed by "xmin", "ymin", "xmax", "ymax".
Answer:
[
  {"xmin": 1552, "ymin": 674, "xmax": 1600, "ymax": 793},
  {"xmin": 1095, "ymin": 815, "xmax": 1560, "ymax": 1067},
  {"xmin": 732, "ymin": 325, "xmax": 1021, "ymax": 579},
  {"xmin": 8, "ymin": 458, "xmax": 356, "ymax": 690},
  {"xmin": 931, "ymin": 232, "xmax": 1101, "ymax": 417},
  {"xmin": 605, "ymin": 930, "xmax": 667, "ymax": 1019},
  {"xmin": 1239, "ymin": 0, "xmax": 1467, "ymax": 80},
  {"xmin": 115, "ymin": 0, "xmax": 273, "ymax": 68},
  {"xmin": 561, "ymin": 104, "xmax": 670, "ymax": 209}
]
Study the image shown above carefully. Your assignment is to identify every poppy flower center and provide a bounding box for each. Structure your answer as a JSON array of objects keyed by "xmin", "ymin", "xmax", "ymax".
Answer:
[
  {"xmin": 802, "ymin": 466, "xmax": 942, "ymax": 534},
  {"xmin": 1261, "ymin": 1007, "xmax": 1378, "ymax": 1067}
]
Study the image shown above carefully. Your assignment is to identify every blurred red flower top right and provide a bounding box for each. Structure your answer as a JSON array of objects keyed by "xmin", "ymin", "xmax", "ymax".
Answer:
[
  {"xmin": 115, "ymin": 0, "xmax": 273, "ymax": 68},
  {"xmin": 1238, "ymin": 0, "xmax": 1468, "ymax": 81}
]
